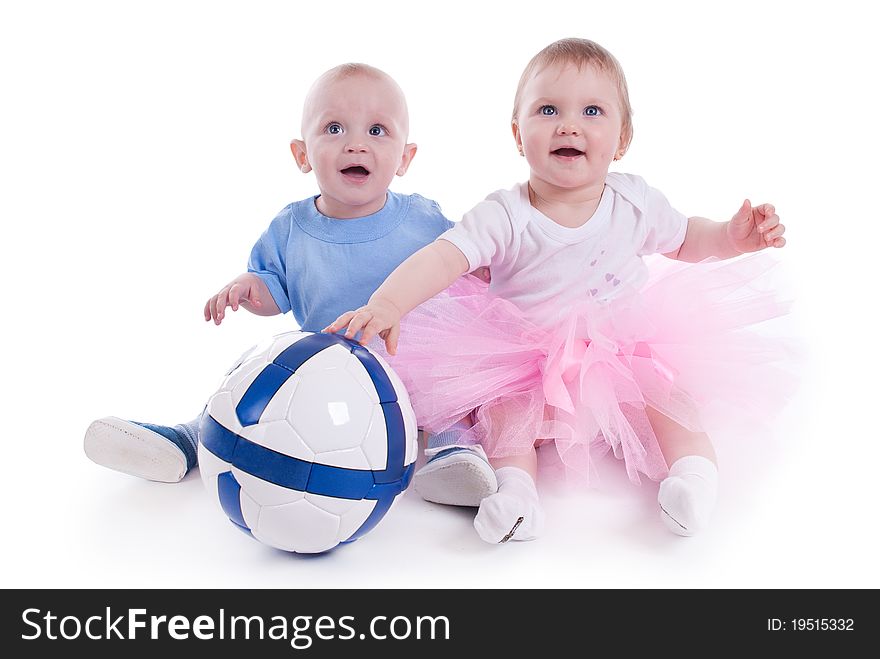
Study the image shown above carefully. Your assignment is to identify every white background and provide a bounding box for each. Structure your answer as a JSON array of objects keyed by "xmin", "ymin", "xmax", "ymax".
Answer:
[{"xmin": 2, "ymin": 0, "xmax": 877, "ymax": 588}]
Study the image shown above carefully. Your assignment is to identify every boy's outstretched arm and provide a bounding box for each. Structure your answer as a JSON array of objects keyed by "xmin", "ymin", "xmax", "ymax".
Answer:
[
  {"xmin": 204, "ymin": 272, "xmax": 281, "ymax": 325},
  {"xmin": 325, "ymin": 239, "xmax": 469, "ymax": 354},
  {"xmin": 667, "ymin": 199, "xmax": 786, "ymax": 263}
]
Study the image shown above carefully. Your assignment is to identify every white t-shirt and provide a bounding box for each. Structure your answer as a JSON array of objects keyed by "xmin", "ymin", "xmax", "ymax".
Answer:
[{"xmin": 440, "ymin": 173, "xmax": 688, "ymax": 325}]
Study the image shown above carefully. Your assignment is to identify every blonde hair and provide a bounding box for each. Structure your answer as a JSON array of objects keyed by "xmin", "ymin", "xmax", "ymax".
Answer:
[{"xmin": 512, "ymin": 38, "xmax": 634, "ymax": 154}]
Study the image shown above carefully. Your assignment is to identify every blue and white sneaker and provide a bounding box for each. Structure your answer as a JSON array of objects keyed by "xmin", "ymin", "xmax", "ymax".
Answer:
[
  {"xmin": 413, "ymin": 445, "xmax": 498, "ymax": 507},
  {"xmin": 83, "ymin": 416, "xmax": 199, "ymax": 483}
]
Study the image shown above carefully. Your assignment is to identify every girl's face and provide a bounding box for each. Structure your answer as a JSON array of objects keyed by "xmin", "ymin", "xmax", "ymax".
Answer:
[{"xmin": 513, "ymin": 62, "xmax": 624, "ymax": 193}]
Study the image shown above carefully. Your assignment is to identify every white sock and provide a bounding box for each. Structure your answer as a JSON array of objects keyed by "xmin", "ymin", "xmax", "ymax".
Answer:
[
  {"xmin": 658, "ymin": 455, "xmax": 718, "ymax": 537},
  {"xmin": 474, "ymin": 467, "xmax": 544, "ymax": 543}
]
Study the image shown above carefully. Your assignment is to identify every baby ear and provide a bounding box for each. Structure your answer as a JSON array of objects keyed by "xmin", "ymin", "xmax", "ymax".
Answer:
[
  {"xmin": 395, "ymin": 143, "xmax": 418, "ymax": 176},
  {"xmin": 512, "ymin": 121, "xmax": 524, "ymax": 156},
  {"xmin": 615, "ymin": 127, "xmax": 632, "ymax": 161},
  {"xmin": 290, "ymin": 139, "xmax": 311, "ymax": 173}
]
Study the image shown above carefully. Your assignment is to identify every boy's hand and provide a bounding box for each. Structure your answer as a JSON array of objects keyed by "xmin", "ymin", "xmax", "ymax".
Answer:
[
  {"xmin": 324, "ymin": 298, "xmax": 402, "ymax": 355},
  {"xmin": 204, "ymin": 273, "xmax": 264, "ymax": 325},
  {"xmin": 727, "ymin": 199, "xmax": 786, "ymax": 253}
]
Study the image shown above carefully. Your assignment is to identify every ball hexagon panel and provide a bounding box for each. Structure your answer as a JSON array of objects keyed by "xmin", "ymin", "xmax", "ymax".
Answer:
[
  {"xmin": 254, "ymin": 499, "xmax": 342, "ymax": 553},
  {"xmin": 240, "ymin": 419, "xmax": 315, "ymax": 464},
  {"xmin": 344, "ymin": 354, "xmax": 382, "ymax": 405},
  {"xmin": 289, "ymin": 368, "xmax": 376, "ymax": 455},
  {"xmin": 256, "ymin": 373, "xmax": 301, "ymax": 425}
]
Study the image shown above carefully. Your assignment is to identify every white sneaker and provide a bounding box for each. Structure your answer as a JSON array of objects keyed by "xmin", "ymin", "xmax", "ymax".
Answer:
[
  {"xmin": 413, "ymin": 446, "xmax": 497, "ymax": 507},
  {"xmin": 83, "ymin": 416, "xmax": 195, "ymax": 483}
]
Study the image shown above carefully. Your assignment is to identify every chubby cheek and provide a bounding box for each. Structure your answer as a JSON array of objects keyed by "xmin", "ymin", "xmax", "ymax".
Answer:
[
  {"xmin": 373, "ymin": 152, "xmax": 402, "ymax": 182},
  {"xmin": 311, "ymin": 153, "xmax": 335, "ymax": 180},
  {"xmin": 520, "ymin": 128, "xmax": 547, "ymax": 157},
  {"xmin": 586, "ymin": 128, "xmax": 619, "ymax": 162}
]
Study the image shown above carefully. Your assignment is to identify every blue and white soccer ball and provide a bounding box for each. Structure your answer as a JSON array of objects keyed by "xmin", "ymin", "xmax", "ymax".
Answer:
[{"xmin": 197, "ymin": 331, "xmax": 418, "ymax": 553}]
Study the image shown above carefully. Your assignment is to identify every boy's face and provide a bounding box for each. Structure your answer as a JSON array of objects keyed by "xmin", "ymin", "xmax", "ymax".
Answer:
[
  {"xmin": 294, "ymin": 74, "xmax": 415, "ymax": 219},
  {"xmin": 513, "ymin": 62, "xmax": 624, "ymax": 193}
]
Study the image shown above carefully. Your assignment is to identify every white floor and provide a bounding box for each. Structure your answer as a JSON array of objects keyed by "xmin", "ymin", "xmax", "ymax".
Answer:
[
  {"xmin": 7, "ymin": 352, "xmax": 876, "ymax": 590},
  {"xmin": 3, "ymin": 1, "xmax": 878, "ymax": 590}
]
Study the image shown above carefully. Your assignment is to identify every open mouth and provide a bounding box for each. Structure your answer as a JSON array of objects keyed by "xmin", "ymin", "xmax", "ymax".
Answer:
[
  {"xmin": 552, "ymin": 148, "xmax": 585, "ymax": 158},
  {"xmin": 341, "ymin": 165, "xmax": 370, "ymax": 178}
]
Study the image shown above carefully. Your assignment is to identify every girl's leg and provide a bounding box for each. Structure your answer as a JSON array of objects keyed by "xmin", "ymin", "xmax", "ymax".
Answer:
[
  {"xmin": 646, "ymin": 406, "xmax": 718, "ymax": 536},
  {"xmin": 473, "ymin": 447, "xmax": 545, "ymax": 543}
]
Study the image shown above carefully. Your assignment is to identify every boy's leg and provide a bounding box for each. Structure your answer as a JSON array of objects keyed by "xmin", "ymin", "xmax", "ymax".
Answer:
[
  {"xmin": 413, "ymin": 417, "xmax": 498, "ymax": 507},
  {"xmin": 83, "ymin": 414, "xmax": 201, "ymax": 483}
]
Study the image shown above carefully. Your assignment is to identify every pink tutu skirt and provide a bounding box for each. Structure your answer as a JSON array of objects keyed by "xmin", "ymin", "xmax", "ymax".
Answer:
[{"xmin": 389, "ymin": 252, "xmax": 799, "ymax": 485}]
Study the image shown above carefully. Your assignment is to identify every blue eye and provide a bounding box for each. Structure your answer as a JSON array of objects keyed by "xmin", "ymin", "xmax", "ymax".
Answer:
[
  {"xmin": 369, "ymin": 125, "xmax": 386, "ymax": 136},
  {"xmin": 539, "ymin": 105, "xmax": 557, "ymax": 116},
  {"xmin": 584, "ymin": 106, "xmax": 602, "ymax": 117},
  {"xmin": 326, "ymin": 122, "xmax": 343, "ymax": 135}
]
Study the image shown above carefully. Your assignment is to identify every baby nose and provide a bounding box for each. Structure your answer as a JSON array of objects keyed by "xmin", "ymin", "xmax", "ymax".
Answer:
[
  {"xmin": 557, "ymin": 123, "xmax": 581, "ymax": 136},
  {"xmin": 346, "ymin": 142, "xmax": 368, "ymax": 153}
]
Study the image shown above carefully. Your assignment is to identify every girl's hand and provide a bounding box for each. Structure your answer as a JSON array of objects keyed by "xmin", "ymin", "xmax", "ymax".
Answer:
[
  {"xmin": 203, "ymin": 273, "xmax": 264, "ymax": 326},
  {"xmin": 727, "ymin": 199, "xmax": 786, "ymax": 253},
  {"xmin": 471, "ymin": 266, "xmax": 492, "ymax": 284},
  {"xmin": 324, "ymin": 298, "xmax": 402, "ymax": 355}
]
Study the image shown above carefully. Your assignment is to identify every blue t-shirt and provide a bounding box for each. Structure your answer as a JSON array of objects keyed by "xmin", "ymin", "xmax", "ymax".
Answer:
[{"xmin": 248, "ymin": 191, "xmax": 453, "ymax": 332}]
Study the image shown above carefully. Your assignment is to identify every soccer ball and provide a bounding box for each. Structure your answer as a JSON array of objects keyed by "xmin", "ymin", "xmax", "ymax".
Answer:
[{"xmin": 198, "ymin": 331, "xmax": 418, "ymax": 553}]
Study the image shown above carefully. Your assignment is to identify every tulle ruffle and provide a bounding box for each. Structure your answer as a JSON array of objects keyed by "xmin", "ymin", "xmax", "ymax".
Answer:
[{"xmin": 387, "ymin": 252, "xmax": 798, "ymax": 484}]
